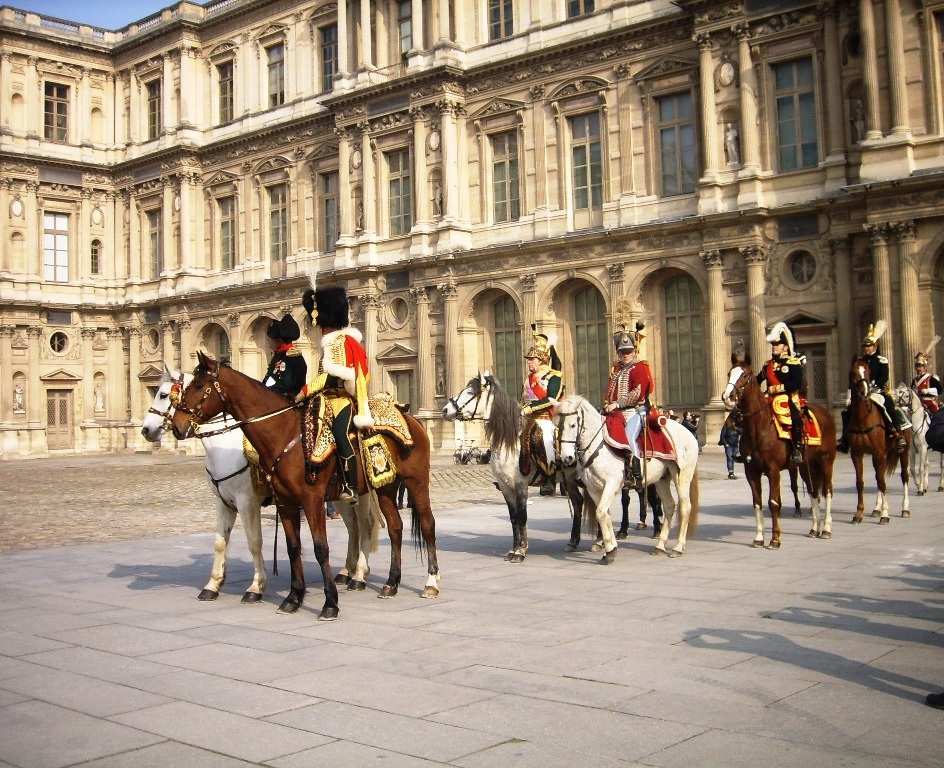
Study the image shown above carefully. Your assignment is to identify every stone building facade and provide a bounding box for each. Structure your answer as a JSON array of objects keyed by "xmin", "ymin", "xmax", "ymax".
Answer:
[{"xmin": 2, "ymin": 0, "xmax": 944, "ymax": 458}]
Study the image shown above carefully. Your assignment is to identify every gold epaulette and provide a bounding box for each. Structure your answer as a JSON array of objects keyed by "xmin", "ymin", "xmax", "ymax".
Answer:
[
  {"xmin": 287, "ymin": 348, "xmax": 303, "ymax": 357},
  {"xmin": 784, "ymin": 356, "xmax": 802, "ymax": 365}
]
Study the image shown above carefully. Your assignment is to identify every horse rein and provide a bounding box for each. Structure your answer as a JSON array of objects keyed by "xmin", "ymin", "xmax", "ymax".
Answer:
[{"xmin": 446, "ymin": 377, "xmax": 493, "ymax": 422}]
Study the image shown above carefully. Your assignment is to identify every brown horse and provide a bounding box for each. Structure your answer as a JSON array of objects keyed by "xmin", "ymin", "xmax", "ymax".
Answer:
[
  {"xmin": 847, "ymin": 356, "xmax": 911, "ymax": 523},
  {"xmin": 170, "ymin": 351, "xmax": 440, "ymax": 620},
  {"xmin": 722, "ymin": 360, "xmax": 837, "ymax": 547}
]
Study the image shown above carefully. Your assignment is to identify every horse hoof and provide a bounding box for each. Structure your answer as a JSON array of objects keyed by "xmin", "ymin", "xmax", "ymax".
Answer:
[
  {"xmin": 277, "ymin": 599, "xmax": 301, "ymax": 614},
  {"xmin": 503, "ymin": 551, "xmax": 515, "ymax": 561},
  {"xmin": 769, "ymin": 540, "xmax": 782, "ymax": 549},
  {"xmin": 378, "ymin": 584, "xmax": 399, "ymax": 599},
  {"xmin": 807, "ymin": 529, "xmax": 818, "ymax": 538},
  {"xmin": 636, "ymin": 522, "xmax": 648, "ymax": 531},
  {"xmin": 318, "ymin": 607, "xmax": 339, "ymax": 621},
  {"xmin": 752, "ymin": 540, "xmax": 765, "ymax": 548},
  {"xmin": 870, "ymin": 510, "xmax": 881, "ymax": 517},
  {"xmin": 197, "ymin": 589, "xmax": 219, "ymax": 601},
  {"xmin": 241, "ymin": 592, "xmax": 263, "ymax": 604},
  {"xmin": 334, "ymin": 573, "xmax": 351, "ymax": 586},
  {"xmin": 652, "ymin": 530, "xmax": 662, "ymax": 539},
  {"xmin": 793, "ymin": 510, "xmax": 802, "ymax": 518},
  {"xmin": 669, "ymin": 549, "xmax": 684, "ymax": 558},
  {"xmin": 615, "ymin": 531, "xmax": 628, "ymax": 540},
  {"xmin": 347, "ymin": 580, "xmax": 367, "ymax": 591},
  {"xmin": 590, "ymin": 542, "xmax": 604, "ymax": 553},
  {"xmin": 879, "ymin": 517, "xmax": 890, "ymax": 526},
  {"xmin": 511, "ymin": 552, "xmax": 526, "ymax": 563},
  {"xmin": 651, "ymin": 547, "xmax": 666, "ymax": 556},
  {"xmin": 421, "ymin": 586, "xmax": 440, "ymax": 599},
  {"xmin": 901, "ymin": 510, "xmax": 911, "ymax": 518},
  {"xmin": 851, "ymin": 516, "xmax": 863, "ymax": 524},
  {"xmin": 819, "ymin": 531, "xmax": 832, "ymax": 540},
  {"xmin": 918, "ymin": 490, "xmax": 925, "ymax": 497},
  {"xmin": 565, "ymin": 541, "xmax": 578, "ymax": 552}
]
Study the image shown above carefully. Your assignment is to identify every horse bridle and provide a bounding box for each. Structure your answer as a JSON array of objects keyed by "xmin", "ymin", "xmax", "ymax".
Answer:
[
  {"xmin": 558, "ymin": 403, "xmax": 606, "ymax": 468},
  {"xmin": 147, "ymin": 371, "xmax": 186, "ymax": 433},
  {"xmin": 446, "ymin": 376, "xmax": 493, "ymax": 422}
]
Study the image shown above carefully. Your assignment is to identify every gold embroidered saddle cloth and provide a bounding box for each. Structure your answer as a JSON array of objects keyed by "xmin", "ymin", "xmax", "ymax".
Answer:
[{"xmin": 768, "ymin": 394, "xmax": 823, "ymax": 446}]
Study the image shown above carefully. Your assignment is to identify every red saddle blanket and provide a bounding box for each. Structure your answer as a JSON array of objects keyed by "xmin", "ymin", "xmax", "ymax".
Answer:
[
  {"xmin": 603, "ymin": 410, "xmax": 676, "ymax": 461},
  {"xmin": 768, "ymin": 394, "xmax": 823, "ymax": 446}
]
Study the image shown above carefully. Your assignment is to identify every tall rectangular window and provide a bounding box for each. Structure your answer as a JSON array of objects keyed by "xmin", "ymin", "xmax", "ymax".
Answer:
[
  {"xmin": 658, "ymin": 92, "xmax": 697, "ymax": 195},
  {"xmin": 387, "ymin": 149, "xmax": 412, "ymax": 237},
  {"xmin": 774, "ymin": 58, "xmax": 818, "ymax": 170},
  {"xmin": 146, "ymin": 80, "xmax": 162, "ymax": 140},
  {"xmin": 146, "ymin": 209, "xmax": 163, "ymax": 279},
  {"xmin": 492, "ymin": 295, "xmax": 521, "ymax": 394},
  {"xmin": 398, "ymin": 0, "xmax": 413, "ymax": 57},
  {"xmin": 567, "ymin": 0, "xmax": 594, "ymax": 17},
  {"xmin": 491, "ymin": 131, "xmax": 520, "ymax": 222},
  {"xmin": 664, "ymin": 275, "xmax": 705, "ymax": 405},
  {"xmin": 321, "ymin": 25, "xmax": 338, "ymax": 91},
  {"xmin": 322, "ymin": 172, "xmax": 339, "ymax": 252},
  {"xmin": 570, "ymin": 113, "xmax": 603, "ymax": 213},
  {"xmin": 217, "ymin": 61, "xmax": 234, "ymax": 124},
  {"xmin": 267, "ymin": 43, "xmax": 285, "ymax": 108},
  {"xmin": 269, "ymin": 185, "xmax": 288, "ymax": 262},
  {"xmin": 43, "ymin": 82, "xmax": 69, "ymax": 142},
  {"xmin": 488, "ymin": 0, "xmax": 513, "ymax": 41},
  {"xmin": 90, "ymin": 240, "xmax": 102, "ymax": 275},
  {"xmin": 573, "ymin": 287, "xmax": 608, "ymax": 401},
  {"xmin": 43, "ymin": 212, "xmax": 69, "ymax": 282},
  {"xmin": 219, "ymin": 197, "xmax": 236, "ymax": 270}
]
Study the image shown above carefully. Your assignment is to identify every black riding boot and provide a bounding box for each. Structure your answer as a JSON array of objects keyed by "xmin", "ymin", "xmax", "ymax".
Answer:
[
  {"xmin": 339, "ymin": 454, "xmax": 359, "ymax": 502},
  {"xmin": 623, "ymin": 455, "xmax": 643, "ymax": 490},
  {"xmin": 892, "ymin": 409, "xmax": 909, "ymax": 454},
  {"xmin": 838, "ymin": 409, "xmax": 850, "ymax": 454}
]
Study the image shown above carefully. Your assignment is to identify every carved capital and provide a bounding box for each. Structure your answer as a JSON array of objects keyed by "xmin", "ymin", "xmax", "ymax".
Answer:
[
  {"xmin": 607, "ymin": 263, "xmax": 625, "ymax": 282},
  {"xmin": 410, "ymin": 286, "xmax": 429, "ymax": 304},
  {"xmin": 520, "ymin": 273, "xmax": 538, "ymax": 291},
  {"xmin": 701, "ymin": 249, "xmax": 723, "ymax": 269},
  {"xmin": 865, "ymin": 222, "xmax": 889, "ymax": 245},
  {"xmin": 741, "ymin": 244, "xmax": 767, "ymax": 265}
]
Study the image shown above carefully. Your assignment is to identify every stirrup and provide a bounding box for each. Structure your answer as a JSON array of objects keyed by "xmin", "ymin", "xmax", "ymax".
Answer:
[
  {"xmin": 338, "ymin": 483, "xmax": 358, "ymax": 503},
  {"xmin": 790, "ymin": 448, "xmax": 803, "ymax": 465}
]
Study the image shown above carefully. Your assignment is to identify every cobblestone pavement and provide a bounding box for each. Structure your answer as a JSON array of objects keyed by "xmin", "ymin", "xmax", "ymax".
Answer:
[{"xmin": 0, "ymin": 452, "xmax": 500, "ymax": 553}]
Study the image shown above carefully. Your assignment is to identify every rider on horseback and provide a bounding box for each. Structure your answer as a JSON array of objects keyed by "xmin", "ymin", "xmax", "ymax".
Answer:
[
  {"xmin": 912, "ymin": 338, "xmax": 942, "ymax": 413},
  {"xmin": 521, "ymin": 327, "xmax": 564, "ymax": 495},
  {"xmin": 758, "ymin": 322, "xmax": 805, "ymax": 465},
  {"xmin": 263, "ymin": 314, "xmax": 308, "ymax": 400},
  {"xmin": 838, "ymin": 321, "xmax": 910, "ymax": 454},
  {"xmin": 603, "ymin": 322, "xmax": 652, "ymax": 491},
  {"xmin": 296, "ymin": 285, "xmax": 373, "ymax": 502}
]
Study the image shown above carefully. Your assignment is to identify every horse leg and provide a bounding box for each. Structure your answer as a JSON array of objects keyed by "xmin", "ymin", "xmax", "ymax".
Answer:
[
  {"xmin": 403, "ymin": 480, "xmax": 441, "ymax": 597},
  {"xmin": 275, "ymin": 503, "xmax": 307, "ymax": 614},
  {"xmin": 748, "ymin": 472, "xmax": 766, "ymax": 546},
  {"xmin": 594, "ymin": 477, "xmax": 621, "ymax": 564},
  {"xmin": 198, "ymin": 497, "xmax": 237, "ymax": 601},
  {"xmin": 236, "ymin": 491, "xmax": 266, "ymax": 603},
  {"xmin": 616, "ymin": 489, "xmax": 630, "ymax": 539},
  {"xmin": 939, "ymin": 453, "xmax": 944, "ymax": 492},
  {"xmin": 790, "ymin": 466, "xmax": 802, "ymax": 518},
  {"xmin": 565, "ymin": 472, "xmax": 584, "ymax": 551},
  {"xmin": 900, "ymin": 452, "xmax": 911, "ymax": 519},
  {"xmin": 301, "ymin": 497, "xmax": 340, "ymax": 621},
  {"xmin": 768, "ymin": 468, "xmax": 783, "ymax": 549},
  {"xmin": 669, "ymin": 467, "xmax": 696, "ymax": 556},
  {"xmin": 333, "ymin": 500, "xmax": 355, "ymax": 586},
  {"xmin": 337, "ymin": 498, "xmax": 372, "ymax": 590},
  {"xmin": 852, "ymin": 453, "xmax": 866, "ymax": 523},
  {"xmin": 376, "ymin": 488, "xmax": 404, "ymax": 597},
  {"xmin": 508, "ymin": 479, "xmax": 529, "ymax": 563},
  {"xmin": 872, "ymin": 452, "xmax": 890, "ymax": 524},
  {"xmin": 652, "ymin": 478, "xmax": 675, "ymax": 557}
]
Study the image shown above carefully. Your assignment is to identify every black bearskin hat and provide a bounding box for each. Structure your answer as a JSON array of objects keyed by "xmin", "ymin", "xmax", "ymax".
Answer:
[
  {"xmin": 267, "ymin": 314, "xmax": 301, "ymax": 341},
  {"xmin": 304, "ymin": 285, "xmax": 349, "ymax": 329}
]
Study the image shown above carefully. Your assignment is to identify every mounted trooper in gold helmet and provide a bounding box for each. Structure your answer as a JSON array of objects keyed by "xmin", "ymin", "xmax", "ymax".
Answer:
[
  {"xmin": 521, "ymin": 327, "xmax": 564, "ymax": 494},
  {"xmin": 838, "ymin": 320, "xmax": 911, "ymax": 454},
  {"xmin": 912, "ymin": 336, "xmax": 942, "ymax": 413}
]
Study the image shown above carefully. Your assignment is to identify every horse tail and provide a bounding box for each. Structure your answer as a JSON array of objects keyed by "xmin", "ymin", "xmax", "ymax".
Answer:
[
  {"xmin": 411, "ymin": 508, "xmax": 427, "ymax": 563},
  {"xmin": 884, "ymin": 440, "xmax": 901, "ymax": 477},
  {"xmin": 687, "ymin": 468, "xmax": 699, "ymax": 538}
]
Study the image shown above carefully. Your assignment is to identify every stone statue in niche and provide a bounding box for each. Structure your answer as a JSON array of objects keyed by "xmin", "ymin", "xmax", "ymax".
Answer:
[
  {"xmin": 851, "ymin": 100, "xmax": 865, "ymax": 144},
  {"xmin": 435, "ymin": 356, "xmax": 446, "ymax": 397},
  {"xmin": 724, "ymin": 122, "xmax": 740, "ymax": 166},
  {"xmin": 433, "ymin": 182, "xmax": 443, "ymax": 218},
  {"xmin": 13, "ymin": 382, "xmax": 25, "ymax": 413},
  {"xmin": 94, "ymin": 384, "xmax": 105, "ymax": 413}
]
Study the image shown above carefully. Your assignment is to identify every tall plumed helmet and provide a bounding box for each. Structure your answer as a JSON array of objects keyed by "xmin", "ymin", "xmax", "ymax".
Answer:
[
  {"xmin": 916, "ymin": 335, "xmax": 941, "ymax": 366},
  {"xmin": 524, "ymin": 324, "xmax": 551, "ymax": 366},
  {"xmin": 613, "ymin": 321, "xmax": 645, "ymax": 352},
  {"xmin": 267, "ymin": 314, "xmax": 301, "ymax": 341},
  {"xmin": 304, "ymin": 285, "xmax": 349, "ymax": 329},
  {"xmin": 765, "ymin": 321, "xmax": 795, "ymax": 356},
  {"xmin": 863, "ymin": 319, "xmax": 887, "ymax": 346}
]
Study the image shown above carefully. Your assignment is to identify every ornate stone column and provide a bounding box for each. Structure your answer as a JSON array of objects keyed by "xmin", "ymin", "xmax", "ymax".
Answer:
[
  {"xmin": 361, "ymin": 293, "xmax": 380, "ymax": 394},
  {"xmin": 606, "ymin": 263, "xmax": 625, "ymax": 319},
  {"xmin": 80, "ymin": 68, "xmax": 91, "ymax": 145},
  {"xmin": 895, "ymin": 220, "xmax": 920, "ymax": 379},
  {"xmin": 337, "ymin": 0, "xmax": 350, "ymax": 77},
  {"xmin": 359, "ymin": 0, "xmax": 373, "ymax": 69},
  {"xmin": 161, "ymin": 321, "xmax": 175, "ymax": 367},
  {"xmin": 411, "ymin": 286, "xmax": 434, "ymax": 413},
  {"xmin": 411, "ymin": 0, "xmax": 425, "ymax": 53},
  {"xmin": 162, "ymin": 179, "xmax": 175, "ymax": 272},
  {"xmin": 437, "ymin": 0, "xmax": 451, "ymax": 43},
  {"xmin": 128, "ymin": 325, "xmax": 143, "ymax": 424},
  {"xmin": 742, "ymin": 245, "xmax": 768, "ymax": 360},
  {"xmin": 179, "ymin": 173, "xmax": 192, "ymax": 271},
  {"xmin": 178, "ymin": 46, "xmax": 194, "ymax": 127},
  {"xmin": 26, "ymin": 327, "xmax": 43, "ymax": 426},
  {"xmin": 439, "ymin": 101, "xmax": 459, "ymax": 223},
  {"xmin": 867, "ymin": 223, "xmax": 894, "ymax": 374},
  {"xmin": 521, "ymin": 273, "xmax": 538, "ymax": 339},
  {"xmin": 178, "ymin": 319, "xmax": 192, "ymax": 371},
  {"xmin": 819, "ymin": 7, "xmax": 845, "ymax": 157},
  {"xmin": 359, "ymin": 122, "xmax": 376, "ymax": 237},
  {"xmin": 735, "ymin": 24, "xmax": 760, "ymax": 173},
  {"xmin": 0, "ymin": 325, "xmax": 13, "ymax": 422},
  {"xmin": 695, "ymin": 32, "xmax": 719, "ymax": 180},
  {"xmin": 885, "ymin": 0, "xmax": 910, "ymax": 137},
  {"xmin": 412, "ymin": 107, "xmax": 430, "ymax": 225},
  {"xmin": 162, "ymin": 52, "xmax": 174, "ymax": 134},
  {"xmin": 859, "ymin": 0, "xmax": 882, "ymax": 139},
  {"xmin": 227, "ymin": 313, "xmax": 241, "ymax": 370},
  {"xmin": 81, "ymin": 327, "xmax": 96, "ymax": 423},
  {"xmin": 107, "ymin": 328, "xmax": 126, "ymax": 421},
  {"xmin": 440, "ymin": 282, "xmax": 460, "ymax": 399},
  {"xmin": 828, "ymin": 236, "xmax": 854, "ymax": 403},
  {"xmin": 702, "ymin": 250, "xmax": 727, "ymax": 405}
]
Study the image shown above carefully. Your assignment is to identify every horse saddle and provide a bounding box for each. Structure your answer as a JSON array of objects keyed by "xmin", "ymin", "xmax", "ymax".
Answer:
[
  {"xmin": 769, "ymin": 394, "xmax": 823, "ymax": 446},
  {"xmin": 519, "ymin": 418, "xmax": 554, "ymax": 482},
  {"xmin": 603, "ymin": 410, "xmax": 674, "ymax": 461},
  {"xmin": 241, "ymin": 435, "xmax": 274, "ymax": 503}
]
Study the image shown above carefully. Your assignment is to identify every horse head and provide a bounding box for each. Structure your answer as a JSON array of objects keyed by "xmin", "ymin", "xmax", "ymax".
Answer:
[
  {"xmin": 442, "ymin": 371, "xmax": 494, "ymax": 422},
  {"xmin": 554, "ymin": 395, "xmax": 596, "ymax": 468},
  {"xmin": 170, "ymin": 351, "xmax": 226, "ymax": 440},
  {"xmin": 849, "ymin": 356, "xmax": 871, "ymax": 402},
  {"xmin": 895, "ymin": 381, "xmax": 914, "ymax": 411},
  {"xmin": 722, "ymin": 364, "xmax": 754, "ymax": 409},
  {"xmin": 141, "ymin": 362, "xmax": 189, "ymax": 442}
]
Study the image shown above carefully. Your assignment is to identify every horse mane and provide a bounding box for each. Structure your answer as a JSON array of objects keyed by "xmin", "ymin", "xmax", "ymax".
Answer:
[
  {"xmin": 193, "ymin": 352, "xmax": 291, "ymax": 410},
  {"xmin": 482, "ymin": 374, "xmax": 520, "ymax": 454}
]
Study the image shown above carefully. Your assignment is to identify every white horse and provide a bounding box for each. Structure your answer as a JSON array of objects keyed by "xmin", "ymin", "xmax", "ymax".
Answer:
[
  {"xmin": 141, "ymin": 363, "xmax": 376, "ymax": 600},
  {"xmin": 896, "ymin": 382, "xmax": 944, "ymax": 495},
  {"xmin": 554, "ymin": 394, "xmax": 700, "ymax": 560},
  {"xmin": 442, "ymin": 372, "xmax": 592, "ymax": 562}
]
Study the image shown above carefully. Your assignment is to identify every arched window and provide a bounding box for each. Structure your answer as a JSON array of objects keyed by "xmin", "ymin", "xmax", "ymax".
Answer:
[
  {"xmin": 573, "ymin": 286, "xmax": 608, "ymax": 401},
  {"xmin": 664, "ymin": 275, "xmax": 705, "ymax": 405},
  {"xmin": 492, "ymin": 295, "xmax": 521, "ymax": 391},
  {"xmin": 90, "ymin": 239, "xmax": 102, "ymax": 275}
]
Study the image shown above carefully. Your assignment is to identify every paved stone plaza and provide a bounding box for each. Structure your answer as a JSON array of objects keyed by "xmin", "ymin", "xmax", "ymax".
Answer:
[{"xmin": 0, "ymin": 448, "xmax": 942, "ymax": 767}]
